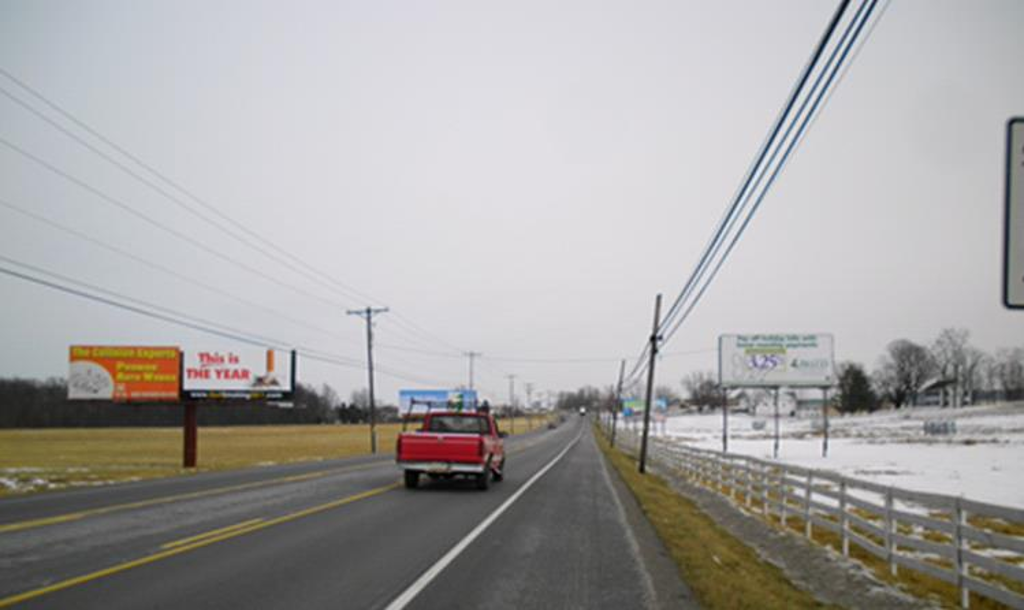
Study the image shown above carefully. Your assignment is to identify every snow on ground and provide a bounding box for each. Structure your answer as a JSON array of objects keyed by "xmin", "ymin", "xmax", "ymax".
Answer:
[{"xmin": 650, "ymin": 402, "xmax": 1024, "ymax": 509}]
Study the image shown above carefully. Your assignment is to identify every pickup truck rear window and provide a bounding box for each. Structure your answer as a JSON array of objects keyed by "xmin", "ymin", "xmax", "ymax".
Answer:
[{"xmin": 425, "ymin": 416, "xmax": 489, "ymax": 434}]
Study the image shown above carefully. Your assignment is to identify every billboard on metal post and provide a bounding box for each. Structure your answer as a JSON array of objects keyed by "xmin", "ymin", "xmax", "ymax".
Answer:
[
  {"xmin": 68, "ymin": 346, "xmax": 180, "ymax": 402},
  {"xmin": 719, "ymin": 334, "xmax": 834, "ymax": 388},
  {"xmin": 182, "ymin": 348, "xmax": 295, "ymax": 400},
  {"xmin": 399, "ymin": 389, "xmax": 479, "ymax": 415}
]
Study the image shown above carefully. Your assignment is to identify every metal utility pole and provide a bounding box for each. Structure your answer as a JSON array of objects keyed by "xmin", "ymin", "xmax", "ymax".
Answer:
[
  {"xmin": 347, "ymin": 306, "xmax": 388, "ymax": 454},
  {"xmin": 611, "ymin": 358, "xmax": 625, "ymax": 448},
  {"xmin": 506, "ymin": 374, "xmax": 517, "ymax": 435},
  {"xmin": 464, "ymin": 351, "xmax": 481, "ymax": 390},
  {"xmin": 639, "ymin": 293, "xmax": 662, "ymax": 475}
]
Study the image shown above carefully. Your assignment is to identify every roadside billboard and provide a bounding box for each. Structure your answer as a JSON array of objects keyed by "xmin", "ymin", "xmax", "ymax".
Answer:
[
  {"xmin": 621, "ymin": 398, "xmax": 667, "ymax": 416},
  {"xmin": 719, "ymin": 334, "xmax": 834, "ymax": 388},
  {"xmin": 399, "ymin": 389, "xmax": 478, "ymax": 415},
  {"xmin": 182, "ymin": 348, "xmax": 295, "ymax": 400},
  {"xmin": 68, "ymin": 346, "xmax": 180, "ymax": 402}
]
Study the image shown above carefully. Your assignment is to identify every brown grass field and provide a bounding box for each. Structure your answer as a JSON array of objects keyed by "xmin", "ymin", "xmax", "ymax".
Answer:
[{"xmin": 0, "ymin": 415, "xmax": 550, "ymax": 497}]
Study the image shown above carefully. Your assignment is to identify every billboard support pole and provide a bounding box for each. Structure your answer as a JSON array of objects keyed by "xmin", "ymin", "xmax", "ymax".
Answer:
[
  {"xmin": 822, "ymin": 387, "xmax": 830, "ymax": 458},
  {"xmin": 722, "ymin": 387, "xmax": 728, "ymax": 454},
  {"xmin": 611, "ymin": 359, "xmax": 625, "ymax": 448},
  {"xmin": 774, "ymin": 387, "xmax": 780, "ymax": 459},
  {"xmin": 183, "ymin": 402, "xmax": 197, "ymax": 468},
  {"xmin": 639, "ymin": 293, "xmax": 662, "ymax": 475}
]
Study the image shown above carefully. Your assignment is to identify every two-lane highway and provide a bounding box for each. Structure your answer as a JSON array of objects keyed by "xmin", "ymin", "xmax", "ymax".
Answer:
[{"xmin": 0, "ymin": 418, "xmax": 693, "ymax": 609}]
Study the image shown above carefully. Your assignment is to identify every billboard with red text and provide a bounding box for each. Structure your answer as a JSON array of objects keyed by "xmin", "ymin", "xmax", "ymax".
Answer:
[{"xmin": 182, "ymin": 348, "xmax": 295, "ymax": 400}]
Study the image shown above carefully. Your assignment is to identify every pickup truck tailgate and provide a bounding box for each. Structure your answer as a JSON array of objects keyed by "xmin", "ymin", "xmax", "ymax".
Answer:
[{"xmin": 399, "ymin": 433, "xmax": 481, "ymax": 464}]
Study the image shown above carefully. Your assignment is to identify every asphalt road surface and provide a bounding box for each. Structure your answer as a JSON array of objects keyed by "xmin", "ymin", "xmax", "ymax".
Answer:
[{"xmin": 0, "ymin": 417, "xmax": 695, "ymax": 609}]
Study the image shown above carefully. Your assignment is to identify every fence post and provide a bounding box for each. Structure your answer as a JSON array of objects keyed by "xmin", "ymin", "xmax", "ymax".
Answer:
[
  {"xmin": 762, "ymin": 465, "xmax": 770, "ymax": 518},
  {"xmin": 955, "ymin": 497, "xmax": 969, "ymax": 609},
  {"xmin": 805, "ymin": 471, "xmax": 813, "ymax": 539},
  {"xmin": 781, "ymin": 467, "xmax": 788, "ymax": 528},
  {"xmin": 745, "ymin": 459, "xmax": 753, "ymax": 508},
  {"xmin": 840, "ymin": 478, "xmax": 849, "ymax": 557},
  {"xmin": 885, "ymin": 486, "xmax": 897, "ymax": 576}
]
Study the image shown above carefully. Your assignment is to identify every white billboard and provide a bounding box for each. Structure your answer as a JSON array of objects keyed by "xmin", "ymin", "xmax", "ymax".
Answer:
[
  {"xmin": 719, "ymin": 334, "xmax": 834, "ymax": 388},
  {"xmin": 182, "ymin": 348, "xmax": 294, "ymax": 399}
]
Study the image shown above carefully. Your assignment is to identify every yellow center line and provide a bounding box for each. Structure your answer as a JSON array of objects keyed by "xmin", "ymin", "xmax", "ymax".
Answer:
[
  {"xmin": 0, "ymin": 459, "xmax": 390, "ymax": 535},
  {"xmin": 160, "ymin": 518, "xmax": 265, "ymax": 549},
  {"xmin": 0, "ymin": 482, "xmax": 401, "ymax": 609}
]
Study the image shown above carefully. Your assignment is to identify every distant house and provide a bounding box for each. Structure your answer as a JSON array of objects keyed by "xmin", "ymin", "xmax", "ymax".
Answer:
[{"xmin": 917, "ymin": 377, "xmax": 967, "ymax": 407}]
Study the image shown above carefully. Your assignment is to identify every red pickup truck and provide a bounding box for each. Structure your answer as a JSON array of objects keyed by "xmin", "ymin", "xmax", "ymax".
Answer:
[{"xmin": 396, "ymin": 411, "xmax": 506, "ymax": 490}]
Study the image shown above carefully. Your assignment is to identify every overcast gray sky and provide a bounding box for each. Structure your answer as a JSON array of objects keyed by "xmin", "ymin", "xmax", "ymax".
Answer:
[{"xmin": 1, "ymin": 0, "xmax": 1022, "ymax": 404}]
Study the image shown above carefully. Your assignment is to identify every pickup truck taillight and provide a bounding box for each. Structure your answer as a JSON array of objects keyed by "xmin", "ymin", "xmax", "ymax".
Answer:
[
  {"xmin": 477, "ymin": 437, "xmax": 485, "ymax": 457},
  {"xmin": 396, "ymin": 436, "xmax": 402, "ymax": 456}
]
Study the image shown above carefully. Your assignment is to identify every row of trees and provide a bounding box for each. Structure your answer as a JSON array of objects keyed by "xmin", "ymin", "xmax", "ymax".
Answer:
[{"xmin": 0, "ymin": 378, "xmax": 392, "ymax": 428}]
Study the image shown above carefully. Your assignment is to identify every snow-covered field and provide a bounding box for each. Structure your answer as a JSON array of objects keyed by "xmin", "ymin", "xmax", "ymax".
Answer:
[{"xmin": 650, "ymin": 402, "xmax": 1024, "ymax": 509}]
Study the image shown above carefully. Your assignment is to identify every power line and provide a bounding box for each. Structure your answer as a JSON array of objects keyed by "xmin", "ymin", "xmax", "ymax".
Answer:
[
  {"xmin": 0, "ymin": 256, "xmax": 463, "ymax": 388},
  {"xmin": 0, "ymin": 67, "xmax": 484, "ymax": 372},
  {"xmin": 627, "ymin": 0, "xmax": 880, "ymax": 384},
  {"xmin": 0, "ymin": 196, "xmax": 361, "ymax": 345},
  {"xmin": 0, "ymin": 135, "xmax": 355, "ymax": 313},
  {"xmin": 656, "ymin": 0, "xmax": 854, "ymax": 336},
  {"xmin": 660, "ymin": 0, "xmax": 880, "ymax": 348}
]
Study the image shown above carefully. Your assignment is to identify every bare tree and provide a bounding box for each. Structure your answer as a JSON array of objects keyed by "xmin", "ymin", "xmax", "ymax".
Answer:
[
  {"xmin": 930, "ymin": 328, "xmax": 981, "ymax": 406},
  {"xmin": 682, "ymin": 371, "xmax": 720, "ymax": 412},
  {"xmin": 995, "ymin": 348, "xmax": 1024, "ymax": 401},
  {"xmin": 874, "ymin": 339, "xmax": 935, "ymax": 408}
]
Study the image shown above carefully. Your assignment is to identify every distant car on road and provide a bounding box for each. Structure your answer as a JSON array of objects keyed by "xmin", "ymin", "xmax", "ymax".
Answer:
[
  {"xmin": 396, "ymin": 411, "xmax": 506, "ymax": 490},
  {"xmin": 579, "ymin": 407, "xmax": 587, "ymax": 416}
]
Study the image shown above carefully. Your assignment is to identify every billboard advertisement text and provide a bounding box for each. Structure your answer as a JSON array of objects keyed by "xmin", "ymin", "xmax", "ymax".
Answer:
[
  {"xmin": 719, "ymin": 334, "xmax": 834, "ymax": 388},
  {"xmin": 68, "ymin": 346, "xmax": 180, "ymax": 402},
  {"xmin": 182, "ymin": 348, "xmax": 295, "ymax": 400}
]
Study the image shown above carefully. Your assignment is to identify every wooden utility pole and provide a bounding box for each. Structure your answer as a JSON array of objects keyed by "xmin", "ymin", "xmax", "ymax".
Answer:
[
  {"xmin": 639, "ymin": 294, "xmax": 662, "ymax": 474},
  {"xmin": 464, "ymin": 351, "xmax": 481, "ymax": 390},
  {"xmin": 506, "ymin": 374, "xmax": 517, "ymax": 435},
  {"xmin": 348, "ymin": 306, "xmax": 388, "ymax": 453},
  {"xmin": 611, "ymin": 359, "xmax": 625, "ymax": 448}
]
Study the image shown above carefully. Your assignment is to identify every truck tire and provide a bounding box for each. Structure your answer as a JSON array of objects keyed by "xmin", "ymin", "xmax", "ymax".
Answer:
[
  {"xmin": 493, "ymin": 458, "xmax": 505, "ymax": 482},
  {"xmin": 476, "ymin": 461, "xmax": 490, "ymax": 491},
  {"xmin": 404, "ymin": 470, "xmax": 420, "ymax": 489}
]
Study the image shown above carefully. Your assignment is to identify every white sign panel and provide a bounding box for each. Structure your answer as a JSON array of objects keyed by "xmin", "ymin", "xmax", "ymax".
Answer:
[
  {"xmin": 1006, "ymin": 118, "xmax": 1024, "ymax": 309},
  {"xmin": 182, "ymin": 348, "xmax": 294, "ymax": 399},
  {"xmin": 719, "ymin": 334, "xmax": 834, "ymax": 388}
]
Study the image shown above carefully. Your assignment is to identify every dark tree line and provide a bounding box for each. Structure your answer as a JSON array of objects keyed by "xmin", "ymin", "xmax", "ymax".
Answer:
[{"xmin": 0, "ymin": 378, "xmax": 383, "ymax": 428}]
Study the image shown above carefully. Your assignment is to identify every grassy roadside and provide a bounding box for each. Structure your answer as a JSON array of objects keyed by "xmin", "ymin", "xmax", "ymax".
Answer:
[
  {"xmin": 595, "ymin": 431, "xmax": 831, "ymax": 610},
  {"xmin": 0, "ymin": 415, "xmax": 553, "ymax": 497}
]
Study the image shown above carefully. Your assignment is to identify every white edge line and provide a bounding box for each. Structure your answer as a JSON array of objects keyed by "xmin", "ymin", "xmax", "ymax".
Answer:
[{"xmin": 384, "ymin": 428, "xmax": 584, "ymax": 610}]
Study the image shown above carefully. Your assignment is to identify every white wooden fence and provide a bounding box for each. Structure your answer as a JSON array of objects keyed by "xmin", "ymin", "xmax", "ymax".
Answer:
[{"xmin": 610, "ymin": 427, "xmax": 1024, "ymax": 609}]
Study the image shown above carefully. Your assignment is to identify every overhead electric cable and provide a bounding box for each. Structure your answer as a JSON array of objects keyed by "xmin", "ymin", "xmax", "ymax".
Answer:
[
  {"xmin": 660, "ymin": 0, "xmax": 880, "ymax": 348},
  {"xmin": 0, "ymin": 196, "xmax": 360, "ymax": 344},
  {"xmin": 0, "ymin": 257, "xmax": 464, "ymax": 387},
  {"xmin": 0, "ymin": 68, "xmax": 479, "ymax": 363},
  {"xmin": 0, "ymin": 136, "xmax": 357, "ymax": 312},
  {"xmin": 657, "ymin": 0, "xmax": 854, "ymax": 335},
  {"xmin": 627, "ymin": 0, "xmax": 881, "ymax": 384}
]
